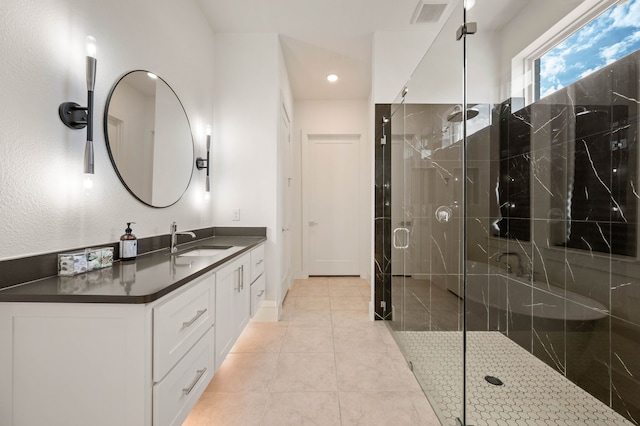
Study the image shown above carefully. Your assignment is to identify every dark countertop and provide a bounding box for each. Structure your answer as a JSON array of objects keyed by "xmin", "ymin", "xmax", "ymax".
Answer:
[{"xmin": 0, "ymin": 236, "xmax": 266, "ymax": 304}]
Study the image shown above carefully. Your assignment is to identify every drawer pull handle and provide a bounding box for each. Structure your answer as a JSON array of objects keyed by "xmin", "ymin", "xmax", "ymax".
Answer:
[
  {"xmin": 182, "ymin": 367, "xmax": 207, "ymax": 396},
  {"xmin": 256, "ymin": 259, "xmax": 264, "ymax": 265},
  {"xmin": 182, "ymin": 309, "xmax": 207, "ymax": 329},
  {"xmin": 257, "ymin": 290, "xmax": 265, "ymax": 297}
]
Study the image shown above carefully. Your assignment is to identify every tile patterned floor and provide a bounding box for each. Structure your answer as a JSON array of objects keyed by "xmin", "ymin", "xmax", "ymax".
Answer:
[
  {"xmin": 183, "ymin": 277, "xmax": 441, "ymax": 426},
  {"xmin": 393, "ymin": 331, "xmax": 634, "ymax": 426}
]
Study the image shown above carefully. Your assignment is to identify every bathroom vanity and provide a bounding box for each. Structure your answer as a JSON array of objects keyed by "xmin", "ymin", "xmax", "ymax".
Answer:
[{"xmin": 0, "ymin": 236, "xmax": 266, "ymax": 426}]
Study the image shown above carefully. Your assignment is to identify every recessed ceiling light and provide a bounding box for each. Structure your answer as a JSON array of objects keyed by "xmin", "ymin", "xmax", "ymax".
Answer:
[{"xmin": 327, "ymin": 74, "xmax": 339, "ymax": 82}]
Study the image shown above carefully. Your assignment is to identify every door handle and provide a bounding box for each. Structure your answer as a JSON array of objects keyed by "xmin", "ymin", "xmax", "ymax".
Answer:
[
  {"xmin": 393, "ymin": 227, "xmax": 410, "ymax": 249},
  {"xmin": 309, "ymin": 221, "xmax": 318, "ymax": 226}
]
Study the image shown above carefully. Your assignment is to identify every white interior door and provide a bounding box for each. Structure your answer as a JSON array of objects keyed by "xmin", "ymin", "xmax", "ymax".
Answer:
[
  {"xmin": 279, "ymin": 105, "xmax": 292, "ymax": 303},
  {"xmin": 306, "ymin": 134, "xmax": 360, "ymax": 275}
]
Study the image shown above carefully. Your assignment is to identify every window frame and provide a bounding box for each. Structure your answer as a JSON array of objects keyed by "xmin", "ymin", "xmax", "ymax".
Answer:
[{"xmin": 511, "ymin": 0, "xmax": 619, "ymax": 107}]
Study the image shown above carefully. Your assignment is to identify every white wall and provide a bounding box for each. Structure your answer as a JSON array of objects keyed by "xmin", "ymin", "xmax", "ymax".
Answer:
[
  {"xmin": 372, "ymin": 30, "xmax": 442, "ymax": 104},
  {"xmin": 292, "ymin": 100, "xmax": 370, "ymax": 281},
  {"xmin": 0, "ymin": 0, "xmax": 216, "ymax": 260},
  {"xmin": 213, "ymin": 33, "xmax": 293, "ymax": 316}
]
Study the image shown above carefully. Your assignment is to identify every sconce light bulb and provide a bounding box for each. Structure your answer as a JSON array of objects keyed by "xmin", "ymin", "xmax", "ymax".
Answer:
[
  {"xmin": 204, "ymin": 191, "xmax": 211, "ymax": 200},
  {"xmin": 465, "ymin": 0, "xmax": 476, "ymax": 10},
  {"xmin": 86, "ymin": 36, "xmax": 97, "ymax": 58},
  {"xmin": 84, "ymin": 174, "xmax": 94, "ymax": 190},
  {"xmin": 206, "ymin": 125, "xmax": 212, "ymax": 136}
]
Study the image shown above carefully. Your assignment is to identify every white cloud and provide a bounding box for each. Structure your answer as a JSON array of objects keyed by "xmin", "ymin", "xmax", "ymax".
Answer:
[
  {"xmin": 554, "ymin": 16, "xmax": 610, "ymax": 56},
  {"xmin": 600, "ymin": 30, "xmax": 640, "ymax": 63},
  {"xmin": 610, "ymin": 0, "xmax": 640, "ymax": 28},
  {"xmin": 540, "ymin": 55, "xmax": 566, "ymax": 79},
  {"xmin": 601, "ymin": 42, "xmax": 625, "ymax": 64}
]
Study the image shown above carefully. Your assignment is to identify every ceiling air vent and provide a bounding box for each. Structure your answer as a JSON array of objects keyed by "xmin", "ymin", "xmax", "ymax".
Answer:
[{"xmin": 411, "ymin": 1, "xmax": 448, "ymax": 24}]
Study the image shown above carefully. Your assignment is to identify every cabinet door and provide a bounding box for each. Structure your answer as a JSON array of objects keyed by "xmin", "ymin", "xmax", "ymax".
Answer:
[
  {"xmin": 0, "ymin": 303, "xmax": 148, "ymax": 426},
  {"xmin": 234, "ymin": 253, "xmax": 251, "ymax": 335},
  {"xmin": 214, "ymin": 260, "xmax": 239, "ymax": 371}
]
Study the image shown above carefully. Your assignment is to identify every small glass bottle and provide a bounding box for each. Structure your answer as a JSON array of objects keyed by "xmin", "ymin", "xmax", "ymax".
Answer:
[{"xmin": 119, "ymin": 222, "xmax": 138, "ymax": 261}]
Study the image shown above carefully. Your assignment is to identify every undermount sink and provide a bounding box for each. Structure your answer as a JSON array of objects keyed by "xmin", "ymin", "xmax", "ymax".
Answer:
[{"xmin": 175, "ymin": 246, "xmax": 233, "ymax": 257}]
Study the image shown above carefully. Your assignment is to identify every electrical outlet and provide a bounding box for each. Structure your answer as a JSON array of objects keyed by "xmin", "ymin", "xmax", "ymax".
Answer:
[{"xmin": 232, "ymin": 208, "xmax": 240, "ymax": 221}]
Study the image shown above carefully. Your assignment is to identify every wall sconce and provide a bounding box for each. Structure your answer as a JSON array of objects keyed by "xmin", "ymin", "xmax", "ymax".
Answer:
[
  {"xmin": 196, "ymin": 125, "xmax": 211, "ymax": 192},
  {"xmin": 58, "ymin": 36, "xmax": 97, "ymax": 183}
]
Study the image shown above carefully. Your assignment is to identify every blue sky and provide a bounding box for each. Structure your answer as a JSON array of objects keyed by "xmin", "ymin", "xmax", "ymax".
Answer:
[{"xmin": 539, "ymin": 0, "xmax": 640, "ymax": 98}]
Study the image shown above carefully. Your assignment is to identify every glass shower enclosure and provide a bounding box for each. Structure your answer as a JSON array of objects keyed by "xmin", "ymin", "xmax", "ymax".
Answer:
[{"xmin": 378, "ymin": 0, "xmax": 640, "ymax": 424}]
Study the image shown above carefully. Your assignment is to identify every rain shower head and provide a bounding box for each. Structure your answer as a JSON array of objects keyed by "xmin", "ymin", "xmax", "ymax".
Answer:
[{"xmin": 447, "ymin": 106, "xmax": 479, "ymax": 122}]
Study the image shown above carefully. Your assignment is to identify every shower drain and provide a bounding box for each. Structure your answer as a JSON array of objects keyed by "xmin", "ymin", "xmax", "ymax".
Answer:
[{"xmin": 484, "ymin": 375, "xmax": 504, "ymax": 386}]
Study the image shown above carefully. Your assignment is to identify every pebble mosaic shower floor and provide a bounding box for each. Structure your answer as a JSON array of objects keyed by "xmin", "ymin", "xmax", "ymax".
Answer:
[{"xmin": 393, "ymin": 331, "xmax": 634, "ymax": 426}]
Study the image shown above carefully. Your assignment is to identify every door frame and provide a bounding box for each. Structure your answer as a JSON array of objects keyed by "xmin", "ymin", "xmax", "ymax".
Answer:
[
  {"xmin": 279, "ymin": 102, "xmax": 292, "ymax": 304},
  {"xmin": 301, "ymin": 130, "xmax": 364, "ymax": 277}
]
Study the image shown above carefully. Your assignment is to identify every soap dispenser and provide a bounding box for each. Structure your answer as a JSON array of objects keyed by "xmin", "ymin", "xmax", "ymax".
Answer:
[{"xmin": 119, "ymin": 222, "xmax": 138, "ymax": 261}]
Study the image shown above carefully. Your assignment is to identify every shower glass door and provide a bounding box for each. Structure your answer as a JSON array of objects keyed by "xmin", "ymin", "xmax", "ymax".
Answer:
[{"xmin": 384, "ymin": 0, "xmax": 466, "ymax": 424}]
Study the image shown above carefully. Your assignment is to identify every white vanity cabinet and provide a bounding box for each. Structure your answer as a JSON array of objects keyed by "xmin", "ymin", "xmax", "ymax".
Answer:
[
  {"xmin": 214, "ymin": 251, "xmax": 251, "ymax": 370},
  {"xmin": 152, "ymin": 271, "xmax": 216, "ymax": 426},
  {"xmin": 0, "ymin": 270, "xmax": 216, "ymax": 426},
  {"xmin": 0, "ymin": 241, "xmax": 266, "ymax": 426}
]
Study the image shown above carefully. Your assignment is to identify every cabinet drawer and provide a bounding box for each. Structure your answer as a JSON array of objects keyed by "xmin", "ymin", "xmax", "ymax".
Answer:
[
  {"xmin": 153, "ymin": 274, "xmax": 214, "ymax": 382},
  {"xmin": 251, "ymin": 274, "xmax": 266, "ymax": 317},
  {"xmin": 153, "ymin": 328, "xmax": 214, "ymax": 426},
  {"xmin": 250, "ymin": 244, "xmax": 265, "ymax": 283}
]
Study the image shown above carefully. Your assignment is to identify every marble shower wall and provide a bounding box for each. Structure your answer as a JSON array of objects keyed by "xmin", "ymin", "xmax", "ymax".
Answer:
[
  {"xmin": 472, "ymin": 52, "xmax": 640, "ymax": 424},
  {"xmin": 374, "ymin": 104, "xmax": 392, "ymax": 321}
]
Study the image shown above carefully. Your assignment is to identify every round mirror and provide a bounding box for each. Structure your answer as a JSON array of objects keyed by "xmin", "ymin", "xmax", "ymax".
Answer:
[{"xmin": 104, "ymin": 70, "xmax": 194, "ymax": 208}]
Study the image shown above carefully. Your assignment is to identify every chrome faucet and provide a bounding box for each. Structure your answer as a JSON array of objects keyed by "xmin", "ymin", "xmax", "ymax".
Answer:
[
  {"xmin": 496, "ymin": 252, "xmax": 524, "ymax": 277},
  {"xmin": 170, "ymin": 221, "xmax": 196, "ymax": 253}
]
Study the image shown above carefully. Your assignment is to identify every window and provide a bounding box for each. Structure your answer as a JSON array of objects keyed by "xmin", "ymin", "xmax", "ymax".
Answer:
[{"xmin": 535, "ymin": 0, "xmax": 640, "ymax": 100}]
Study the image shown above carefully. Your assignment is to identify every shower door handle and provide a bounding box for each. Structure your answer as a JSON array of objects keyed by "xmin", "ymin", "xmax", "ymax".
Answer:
[{"xmin": 393, "ymin": 227, "xmax": 410, "ymax": 249}]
